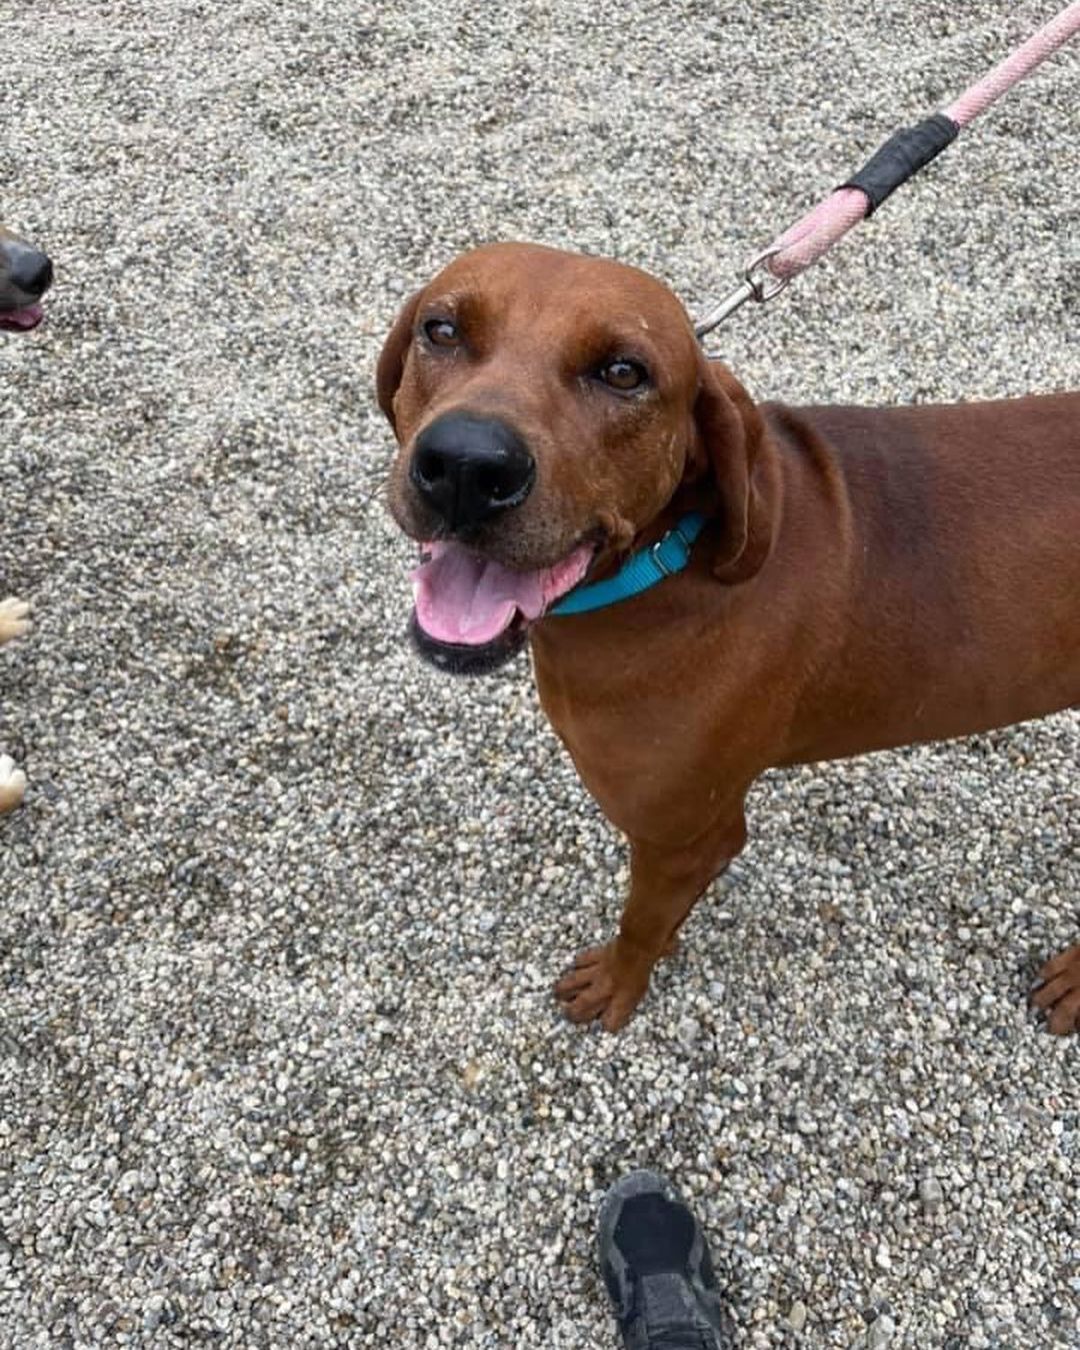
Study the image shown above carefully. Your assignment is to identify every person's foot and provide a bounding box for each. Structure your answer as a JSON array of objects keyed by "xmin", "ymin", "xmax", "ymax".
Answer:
[{"xmin": 597, "ymin": 1169, "xmax": 736, "ymax": 1350}]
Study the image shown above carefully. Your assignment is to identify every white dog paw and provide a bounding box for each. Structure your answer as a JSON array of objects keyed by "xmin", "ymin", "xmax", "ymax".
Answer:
[
  {"xmin": 0, "ymin": 754, "xmax": 26, "ymax": 814},
  {"xmin": 0, "ymin": 596, "xmax": 31, "ymax": 645}
]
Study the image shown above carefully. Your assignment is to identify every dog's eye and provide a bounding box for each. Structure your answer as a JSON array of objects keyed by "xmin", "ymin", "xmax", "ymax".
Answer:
[
  {"xmin": 598, "ymin": 358, "xmax": 648, "ymax": 392},
  {"xmin": 423, "ymin": 318, "xmax": 460, "ymax": 349}
]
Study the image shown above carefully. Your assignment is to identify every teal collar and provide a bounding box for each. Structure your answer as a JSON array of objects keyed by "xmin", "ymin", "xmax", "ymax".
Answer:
[{"xmin": 549, "ymin": 512, "xmax": 706, "ymax": 617}]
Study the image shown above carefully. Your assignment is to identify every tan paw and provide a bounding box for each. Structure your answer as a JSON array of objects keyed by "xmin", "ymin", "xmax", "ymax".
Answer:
[
  {"xmin": 554, "ymin": 940, "xmax": 653, "ymax": 1033},
  {"xmin": 0, "ymin": 596, "xmax": 31, "ymax": 646},
  {"xmin": 1031, "ymin": 943, "xmax": 1080, "ymax": 1035},
  {"xmin": 0, "ymin": 754, "xmax": 27, "ymax": 814}
]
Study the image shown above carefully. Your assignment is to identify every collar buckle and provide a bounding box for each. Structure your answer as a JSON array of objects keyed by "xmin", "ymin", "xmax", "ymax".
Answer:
[{"xmin": 649, "ymin": 538, "xmax": 676, "ymax": 577}]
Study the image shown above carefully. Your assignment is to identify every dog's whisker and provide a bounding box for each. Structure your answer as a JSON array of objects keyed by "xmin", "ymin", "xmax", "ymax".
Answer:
[{"xmin": 359, "ymin": 474, "xmax": 391, "ymax": 508}]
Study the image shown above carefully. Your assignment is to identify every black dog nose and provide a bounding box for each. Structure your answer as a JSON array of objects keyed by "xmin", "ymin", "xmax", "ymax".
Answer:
[
  {"xmin": 411, "ymin": 413, "xmax": 535, "ymax": 533},
  {"xmin": 3, "ymin": 242, "xmax": 53, "ymax": 298}
]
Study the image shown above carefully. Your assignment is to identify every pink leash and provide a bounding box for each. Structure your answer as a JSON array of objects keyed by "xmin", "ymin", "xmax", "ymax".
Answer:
[{"xmin": 696, "ymin": 0, "xmax": 1080, "ymax": 337}]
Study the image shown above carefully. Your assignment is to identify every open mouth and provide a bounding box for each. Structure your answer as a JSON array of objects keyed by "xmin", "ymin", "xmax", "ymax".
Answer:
[
  {"xmin": 0, "ymin": 303, "xmax": 44, "ymax": 332},
  {"xmin": 409, "ymin": 539, "xmax": 595, "ymax": 675}
]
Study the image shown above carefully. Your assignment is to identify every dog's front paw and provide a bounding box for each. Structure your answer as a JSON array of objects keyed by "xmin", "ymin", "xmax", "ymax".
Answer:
[
  {"xmin": 554, "ymin": 939, "xmax": 654, "ymax": 1033},
  {"xmin": 1032, "ymin": 943, "xmax": 1080, "ymax": 1035},
  {"xmin": 0, "ymin": 754, "xmax": 27, "ymax": 815},
  {"xmin": 0, "ymin": 596, "xmax": 31, "ymax": 645}
]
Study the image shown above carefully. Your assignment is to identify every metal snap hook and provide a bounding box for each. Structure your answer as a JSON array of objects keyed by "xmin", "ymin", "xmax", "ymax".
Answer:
[{"xmin": 694, "ymin": 245, "xmax": 791, "ymax": 340}]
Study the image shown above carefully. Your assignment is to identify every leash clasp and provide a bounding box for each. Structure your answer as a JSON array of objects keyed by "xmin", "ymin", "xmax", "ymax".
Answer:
[{"xmin": 694, "ymin": 246, "xmax": 790, "ymax": 340}]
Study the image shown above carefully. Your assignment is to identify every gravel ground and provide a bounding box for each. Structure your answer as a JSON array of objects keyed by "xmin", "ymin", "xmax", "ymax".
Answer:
[{"xmin": 1, "ymin": 2, "xmax": 1078, "ymax": 1346}]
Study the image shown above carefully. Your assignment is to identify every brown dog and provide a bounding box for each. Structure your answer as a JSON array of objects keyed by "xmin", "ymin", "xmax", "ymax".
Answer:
[
  {"xmin": 377, "ymin": 241, "xmax": 1080, "ymax": 1034},
  {"xmin": 1, "ymin": 223, "xmax": 52, "ymax": 813}
]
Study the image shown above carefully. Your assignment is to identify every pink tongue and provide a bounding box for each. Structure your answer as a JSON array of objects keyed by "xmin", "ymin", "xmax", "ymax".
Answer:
[
  {"xmin": 0, "ymin": 304, "xmax": 44, "ymax": 332},
  {"xmin": 412, "ymin": 541, "xmax": 593, "ymax": 645}
]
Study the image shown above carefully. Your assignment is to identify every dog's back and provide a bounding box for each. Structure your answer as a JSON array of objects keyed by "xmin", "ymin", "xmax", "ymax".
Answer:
[{"xmin": 768, "ymin": 393, "xmax": 1080, "ymax": 761}]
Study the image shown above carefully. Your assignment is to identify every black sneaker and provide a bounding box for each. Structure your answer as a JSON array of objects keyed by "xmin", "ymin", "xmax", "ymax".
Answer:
[{"xmin": 597, "ymin": 1170, "xmax": 736, "ymax": 1350}]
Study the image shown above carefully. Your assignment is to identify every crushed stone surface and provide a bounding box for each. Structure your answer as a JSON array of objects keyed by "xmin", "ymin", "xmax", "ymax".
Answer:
[{"xmin": 1, "ymin": 2, "xmax": 1077, "ymax": 1345}]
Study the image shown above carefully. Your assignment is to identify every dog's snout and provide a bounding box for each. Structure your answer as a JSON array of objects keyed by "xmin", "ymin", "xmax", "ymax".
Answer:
[
  {"xmin": 2, "ymin": 241, "xmax": 53, "ymax": 299},
  {"xmin": 411, "ymin": 413, "xmax": 535, "ymax": 533}
]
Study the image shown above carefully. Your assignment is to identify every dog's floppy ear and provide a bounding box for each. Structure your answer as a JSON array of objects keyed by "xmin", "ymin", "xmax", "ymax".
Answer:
[
  {"xmin": 692, "ymin": 358, "xmax": 774, "ymax": 582},
  {"xmin": 375, "ymin": 290, "xmax": 422, "ymax": 434}
]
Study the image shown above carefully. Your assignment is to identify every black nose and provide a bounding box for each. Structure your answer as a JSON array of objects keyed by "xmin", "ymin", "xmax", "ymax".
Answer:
[
  {"xmin": 410, "ymin": 413, "xmax": 535, "ymax": 533},
  {"xmin": 3, "ymin": 242, "xmax": 53, "ymax": 299}
]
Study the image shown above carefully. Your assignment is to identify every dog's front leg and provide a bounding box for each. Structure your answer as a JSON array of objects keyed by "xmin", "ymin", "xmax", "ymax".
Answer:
[{"xmin": 555, "ymin": 810, "xmax": 747, "ymax": 1032}]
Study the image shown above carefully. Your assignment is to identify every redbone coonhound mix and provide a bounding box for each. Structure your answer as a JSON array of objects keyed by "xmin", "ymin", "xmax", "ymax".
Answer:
[{"xmin": 378, "ymin": 241, "xmax": 1080, "ymax": 1034}]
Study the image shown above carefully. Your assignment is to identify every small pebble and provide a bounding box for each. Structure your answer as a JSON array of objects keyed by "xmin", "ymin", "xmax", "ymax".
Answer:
[
  {"xmin": 919, "ymin": 1175, "xmax": 945, "ymax": 1216},
  {"xmin": 868, "ymin": 1313, "xmax": 897, "ymax": 1348}
]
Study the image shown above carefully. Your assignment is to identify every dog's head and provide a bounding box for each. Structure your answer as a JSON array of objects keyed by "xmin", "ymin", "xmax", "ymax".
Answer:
[
  {"xmin": 377, "ymin": 242, "xmax": 769, "ymax": 674},
  {"xmin": 0, "ymin": 225, "xmax": 53, "ymax": 332}
]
